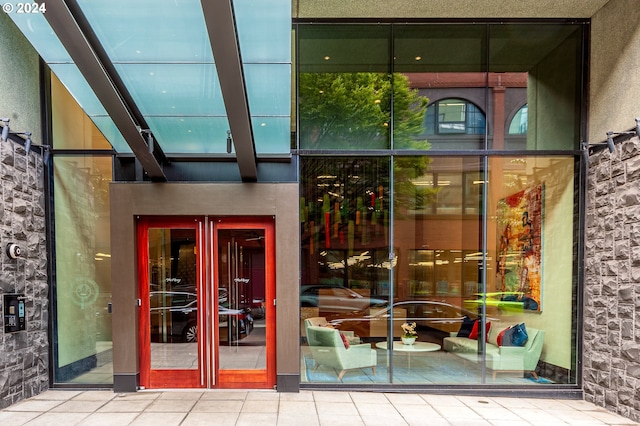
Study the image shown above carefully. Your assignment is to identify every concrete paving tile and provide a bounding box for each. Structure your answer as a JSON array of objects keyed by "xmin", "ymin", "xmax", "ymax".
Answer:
[
  {"xmin": 5, "ymin": 399, "xmax": 64, "ymax": 412},
  {"xmin": 279, "ymin": 391, "xmax": 314, "ymax": 401},
  {"xmin": 349, "ymin": 392, "xmax": 390, "ymax": 404},
  {"xmin": 318, "ymin": 414, "xmax": 365, "ymax": 426},
  {"xmin": 448, "ymin": 419, "xmax": 492, "ymax": 426},
  {"xmin": 96, "ymin": 399, "xmax": 154, "ymax": 413},
  {"xmin": 278, "ymin": 400, "xmax": 316, "ymax": 416},
  {"xmin": 352, "ymin": 402, "xmax": 399, "ymax": 417},
  {"xmin": 420, "ymin": 394, "xmax": 467, "ymax": 406},
  {"xmin": 116, "ymin": 392, "xmax": 161, "ymax": 400},
  {"xmin": 393, "ymin": 403, "xmax": 440, "ymax": 417},
  {"xmin": 129, "ymin": 412, "xmax": 187, "ymax": 425},
  {"xmin": 490, "ymin": 397, "xmax": 538, "ymax": 409},
  {"xmin": 77, "ymin": 412, "xmax": 140, "ymax": 425},
  {"xmin": 156, "ymin": 391, "xmax": 203, "ymax": 400},
  {"xmin": 457, "ymin": 395, "xmax": 504, "ymax": 408},
  {"xmin": 471, "ymin": 405, "xmax": 526, "ymax": 421},
  {"xmin": 244, "ymin": 391, "xmax": 280, "ymax": 401},
  {"xmin": 30, "ymin": 390, "xmax": 82, "ymax": 401},
  {"xmin": 199, "ymin": 391, "xmax": 247, "ymax": 401},
  {"xmin": 360, "ymin": 414, "xmax": 408, "ymax": 425},
  {"xmin": 71, "ymin": 392, "xmax": 117, "ymax": 402},
  {"xmin": 514, "ymin": 408, "xmax": 572, "ymax": 423},
  {"xmin": 277, "ymin": 413, "xmax": 320, "ymax": 426},
  {"xmin": 145, "ymin": 398, "xmax": 197, "ymax": 412},
  {"xmin": 0, "ymin": 410, "xmax": 41, "ymax": 425},
  {"xmin": 383, "ymin": 393, "xmax": 429, "ymax": 405},
  {"xmin": 315, "ymin": 401, "xmax": 359, "ymax": 416},
  {"xmin": 50, "ymin": 400, "xmax": 107, "ymax": 413},
  {"xmin": 236, "ymin": 412, "xmax": 278, "ymax": 425},
  {"xmin": 405, "ymin": 416, "xmax": 450, "ymax": 426},
  {"xmin": 587, "ymin": 409, "xmax": 640, "ymax": 424},
  {"xmin": 434, "ymin": 404, "xmax": 485, "ymax": 421},
  {"xmin": 313, "ymin": 391, "xmax": 352, "ymax": 402},
  {"xmin": 180, "ymin": 412, "xmax": 239, "ymax": 425},
  {"xmin": 191, "ymin": 399, "xmax": 244, "ymax": 413},
  {"xmin": 23, "ymin": 412, "xmax": 90, "ymax": 426},
  {"xmin": 241, "ymin": 399, "xmax": 279, "ymax": 413}
]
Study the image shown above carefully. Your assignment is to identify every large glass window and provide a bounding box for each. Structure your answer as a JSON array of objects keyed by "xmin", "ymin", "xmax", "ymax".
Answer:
[
  {"xmin": 299, "ymin": 22, "xmax": 583, "ymax": 388},
  {"xmin": 53, "ymin": 156, "xmax": 113, "ymax": 385}
]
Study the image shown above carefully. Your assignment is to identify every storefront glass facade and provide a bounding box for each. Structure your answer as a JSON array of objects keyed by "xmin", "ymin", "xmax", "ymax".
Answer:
[{"xmin": 298, "ymin": 22, "xmax": 583, "ymax": 386}]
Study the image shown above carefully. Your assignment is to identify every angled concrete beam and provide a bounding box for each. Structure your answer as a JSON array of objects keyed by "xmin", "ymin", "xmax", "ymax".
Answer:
[
  {"xmin": 201, "ymin": 0, "xmax": 258, "ymax": 182},
  {"xmin": 45, "ymin": 0, "xmax": 167, "ymax": 181}
]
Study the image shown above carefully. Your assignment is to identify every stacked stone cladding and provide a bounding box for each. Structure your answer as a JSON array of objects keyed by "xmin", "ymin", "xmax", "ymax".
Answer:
[
  {"xmin": 0, "ymin": 140, "xmax": 48, "ymax": 409},
  {"xmin": 585, "ymin": 137, "xmax": 640, "ymax": 423}
]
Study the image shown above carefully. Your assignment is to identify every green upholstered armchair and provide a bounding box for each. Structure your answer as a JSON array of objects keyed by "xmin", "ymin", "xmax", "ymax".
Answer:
[{"xmin": 305, "ymin": 324, "xmax": 377, "ymax": 380}]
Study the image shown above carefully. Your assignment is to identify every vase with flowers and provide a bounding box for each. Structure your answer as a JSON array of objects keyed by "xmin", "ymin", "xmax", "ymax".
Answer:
[{"xmin": 401, "ymin": 321, "xmax": 418, "ymax": 345}]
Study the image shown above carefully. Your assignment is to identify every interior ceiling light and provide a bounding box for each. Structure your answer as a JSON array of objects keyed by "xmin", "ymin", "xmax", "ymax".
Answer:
[{"xmin": 324, "ymin": 55, "xmax": 330, "ymax": 61}]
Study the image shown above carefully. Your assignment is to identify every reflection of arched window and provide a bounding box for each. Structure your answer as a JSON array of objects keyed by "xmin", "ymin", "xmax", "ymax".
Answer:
[
  {"xmin": 424, "ymin": 98, "xmax": 485, "ymax": 135},
  {"xmin": 508, "ymin": 104, "xmax": 528, "ymax": 134}
]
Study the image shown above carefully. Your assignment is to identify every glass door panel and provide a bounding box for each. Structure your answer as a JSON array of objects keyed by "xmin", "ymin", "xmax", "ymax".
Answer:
[
  {"xmin": 217, "ymin": 229, "xmax": 266, "ymax": 371},
  {"xmin": 139, "ymin": 217, "xmax": 275, "ymax": 389},
  {"xmin": 148, "ymin": 228, "xmax": 199, "ymax": 370}
]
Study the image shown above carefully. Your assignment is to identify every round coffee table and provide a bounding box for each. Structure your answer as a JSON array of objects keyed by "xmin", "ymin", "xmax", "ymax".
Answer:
[{"xmin": 375, "ymin": 341, "xmax": 441, "ymax": 368}]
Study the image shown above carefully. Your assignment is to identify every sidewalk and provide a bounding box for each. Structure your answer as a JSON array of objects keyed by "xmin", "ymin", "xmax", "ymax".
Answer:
[{"xmin": 0, "ymin": 389, "xmax": 637, "ymax": 426}]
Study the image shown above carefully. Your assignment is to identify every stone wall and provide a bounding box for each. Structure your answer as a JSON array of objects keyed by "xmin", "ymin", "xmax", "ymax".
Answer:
[
  {"xmin": 0, "ymin": 139, "xmax": 49, "ymax": 409},
  {"xmin": 584, "ymin": 136, "xmax": 640, "ymax": 422}
]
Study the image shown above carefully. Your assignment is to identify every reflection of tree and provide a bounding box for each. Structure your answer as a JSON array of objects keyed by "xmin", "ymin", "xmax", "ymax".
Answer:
[
  {"xmin": 299, "ymin": 72, "xmax": 428, "ymax": 149},
  {"xmin": 299, "ymin": 72, "xmax": 437, "ymax": 212}
]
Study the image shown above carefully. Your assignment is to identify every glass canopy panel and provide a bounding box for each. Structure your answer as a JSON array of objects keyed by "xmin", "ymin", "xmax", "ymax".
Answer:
[
  {"xmin": 251, "ymin": 117, "xmax": 291, "ymax": 154},
  {"xmin": 244, "ymin": 64, "xmax": 291, "ymax": 116},
  {"xmin": 76, "ymin": 0, "xmax": 213, "ymax": 63},
  {"xmin": 49, "ymin": 65, "xmax": 108, "ymax": 116},
  {"xmin": 49, "ymin": 65, "xmax": 130, "ymax": 152},
  {"xmin": 6, "ymin": 9, "xmax": 71, "ymax": 62},
  {"xmin": 234, "ymin": 0, "xmax": 292, "ymax": 63},
  {"xmin": 145, "ymin": 116, "xmax": 231, "ymax": 154},
  {"xmin": 89, "ymin": 117, "xmax": 131, "ymax": 153},
  {"xmin": 113, "ymin": 64, "xmax": 226, "ymax": 116}
]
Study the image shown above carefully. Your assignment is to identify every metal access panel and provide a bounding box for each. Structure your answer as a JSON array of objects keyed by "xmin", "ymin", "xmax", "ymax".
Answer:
[{"xmin": 4, "ymin": 294, "xmax": 26, "ymax": 333}]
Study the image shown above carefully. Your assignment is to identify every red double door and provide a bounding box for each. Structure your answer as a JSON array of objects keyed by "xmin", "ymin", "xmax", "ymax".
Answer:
[{"xmin": 137, "ymin": 216, "xmax": 275, "ymax": 389}]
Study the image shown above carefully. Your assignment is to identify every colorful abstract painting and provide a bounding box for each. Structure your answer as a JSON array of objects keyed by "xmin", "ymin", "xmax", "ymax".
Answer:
[{"xmin": 496, "ymin": 183, "xmax": 543, "ymax": 312}]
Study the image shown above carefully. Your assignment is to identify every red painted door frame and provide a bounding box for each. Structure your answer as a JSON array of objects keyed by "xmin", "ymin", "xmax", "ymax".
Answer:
[{"xmin": 137, "ymin": 216, "xmax": 276, "ymax": 389}]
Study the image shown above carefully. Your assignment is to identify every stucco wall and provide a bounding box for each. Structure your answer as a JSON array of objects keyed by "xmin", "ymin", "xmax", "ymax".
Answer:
[
  {"xmin": 294, "ymin": 0, "xmax": 608, "ymax": 19},
  {"xmin": 585, "ymin": 138, "xmax": 640, "ymax": 422},
  {"xmin": 0, "ymin": 12, "xmax": 49, "ymax": 409},
  {"xmin": 589, "ymin": 0, "xmax": 640, "ymax": 145}
]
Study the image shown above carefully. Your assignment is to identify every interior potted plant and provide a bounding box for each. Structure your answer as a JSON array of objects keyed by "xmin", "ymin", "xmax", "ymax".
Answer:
[{"xmin": 401, "ymin": 321, "xmax": 418, "ymax": 345}]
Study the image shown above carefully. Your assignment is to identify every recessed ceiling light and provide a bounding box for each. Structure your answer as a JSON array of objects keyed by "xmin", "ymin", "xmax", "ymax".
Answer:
[
  {"xmin": 415, "ymin": 56, "xmax": 422, "ymax": 61},
  {"xmin": 324, "ymin": 56, "xmax": 330, "ymax": 61}
]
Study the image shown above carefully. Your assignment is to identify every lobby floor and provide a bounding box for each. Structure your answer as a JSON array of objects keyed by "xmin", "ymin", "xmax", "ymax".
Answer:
[{"xmin": 0, "ymin": 389, "xmax": 637, "ymax": 426}]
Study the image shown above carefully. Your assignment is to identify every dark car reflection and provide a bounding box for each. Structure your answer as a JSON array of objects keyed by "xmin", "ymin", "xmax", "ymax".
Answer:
[
  {"xmin": 150, "ymin": 291, "xmax": 253, "ymax": 343},
  {"xmin": 300, "ymin": 284, "xmax": 388, "ymax": 314},
  {"xmin": 325, "ymin": 300, "xmax": 486, "ymax": 342}
]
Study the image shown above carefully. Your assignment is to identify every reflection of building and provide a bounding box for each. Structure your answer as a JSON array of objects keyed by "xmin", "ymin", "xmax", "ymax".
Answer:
[{"xmin": 1, "ymin": 1, "xmax": 640, "ymax": 423}]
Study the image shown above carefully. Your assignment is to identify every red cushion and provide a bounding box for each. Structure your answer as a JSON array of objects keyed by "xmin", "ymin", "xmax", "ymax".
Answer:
[
  {"xmin": 468, "ymin": 321, "xmax": 491, "ymax": 341},
  {"xmin": 340, "ymin": 332, "xmax": 350, "ymax": 349},
  {"xmin": 497, "ymin": 326, "xmax": 510, "ymax": 346}
]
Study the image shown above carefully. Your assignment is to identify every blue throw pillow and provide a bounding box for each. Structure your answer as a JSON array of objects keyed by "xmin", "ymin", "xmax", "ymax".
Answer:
[
  {"xmin": 510, "ymin": 323, "xmax": 529, "ymax": 346},
  {"xmin": 457, "ymin": 316, "xmax": 476, "ymax": 338}
]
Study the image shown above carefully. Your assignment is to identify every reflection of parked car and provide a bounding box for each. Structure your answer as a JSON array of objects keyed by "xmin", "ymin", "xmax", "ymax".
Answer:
[
  {"xmin": 326, "ymin": 300, "xmax": 489, "ymax": 340},
  {"xmin": 300, "ymin": 284, "xmax": 387, "ymax": 314},
  {"xmin": 150, "ymin": 291, "xmax": 197, "ymax": 343},
  {"xmin": 150, "ymin": 291, "xmax": 253, "ymax": 343},
  {"xmin": 464, "ymin": 292, "xmax": 539, "ymax": 312}
]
